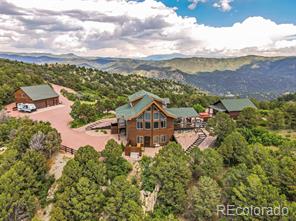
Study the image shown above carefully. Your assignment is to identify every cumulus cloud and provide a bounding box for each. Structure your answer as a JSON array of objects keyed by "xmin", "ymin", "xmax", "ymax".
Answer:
[
  {"xmin": 213, "ymin": 0, "xmax": 233, "ymax": 12},
  {"xmin": 188, "ymin": 0, "xmax": 207, "ymax": 10},
  {"xmin": 0, "ymin": 0, "xmax": 296, "ymax": 57}
]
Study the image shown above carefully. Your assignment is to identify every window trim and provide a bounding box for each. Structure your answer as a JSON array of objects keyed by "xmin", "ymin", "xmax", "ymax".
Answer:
[
  {"xmin": 136, "ymin": 121, "xmax": 143, "ymax": 130},
  {"xmin": 145, "ymin": 121, "xmax": 151, "ymax": 129},
  {"xmin": 137, "ymin": 136, "xmax": 144, "ymax": 144},
  {"xmin": 153, "ymin": 135, "xmax": 160, "ymax": 145},
  {"xmin": 160, "ymin": 135, "xmax": 168, "ymax": 143}
]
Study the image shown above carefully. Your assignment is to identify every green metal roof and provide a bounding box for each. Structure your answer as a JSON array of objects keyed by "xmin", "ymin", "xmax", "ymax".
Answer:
[
  {"xmin": 128, "ymin": 90, "xmax": 163, "ymax": 102},
  {"xmin": 209, "ymin": 102, "xmax": 227, "ymax": 112},
  {"xmin": 21, "ymin": 84, "xmax": 59, "ymax": 101},
  {"xmin": 213, "ymin": 98, "xmax": 256, "ymax": 112},
  {"xmin": 167, "ymin": 107, "xmax": 198, "ymax": 118},
  {"xmin": 117, "ymin": 90, "xmax": 197, "ymax": 120},
  {"xmin": 116, "ymin": 95, "xmax": 155, "ymax": 120}
]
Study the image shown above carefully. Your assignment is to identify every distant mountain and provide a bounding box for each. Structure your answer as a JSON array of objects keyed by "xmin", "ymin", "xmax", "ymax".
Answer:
[
  {"xmin": 184, "ymin": 57, "xmax": 296, "ymax": 99},
  {"xmin": 141, "ymin": 53, "xmax": 189, "ymax": 61},
  {"xmin": 0, "ymin": 52, "xmax": 295, "ymax": 99}
]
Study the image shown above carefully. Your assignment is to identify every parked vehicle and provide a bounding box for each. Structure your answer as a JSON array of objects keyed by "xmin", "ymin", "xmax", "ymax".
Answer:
[{"xmin": 17, "ymin": 103, "xmax": 37, "ymax": 113}]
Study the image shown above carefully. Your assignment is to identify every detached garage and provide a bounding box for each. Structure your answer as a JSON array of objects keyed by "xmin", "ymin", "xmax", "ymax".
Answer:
[{"xmin": 15, "ymin": 84, "xmax": 59, "ymax": 109}]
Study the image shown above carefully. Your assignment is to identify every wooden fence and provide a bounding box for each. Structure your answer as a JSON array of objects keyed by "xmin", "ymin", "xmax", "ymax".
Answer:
[{"xmin": 60, "ymin": 145, "xmax": 77, "ymax": 155}]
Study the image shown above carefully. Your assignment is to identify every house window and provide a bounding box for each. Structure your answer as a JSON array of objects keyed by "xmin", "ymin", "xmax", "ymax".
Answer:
[
  {"xmin": 145, "ymin": 122, "xmax": 151, "ymax": 129},
  {"xmin": 161, "ymin": 119, "xmax": 167, "ymax": 128},
  {"xmin": 144, "ymin": 111, "xmax": 151, "ymax": 121},
  {"xmin": 136, "ymin": 121, "xmax": 143, "ymax": 129},
  {"xmin": 154, "ymin": 121, "xmax": 159, "ymax": 129},
  {"xmin": 153, "ymin": 111, "xmax": 159, "ymax": 120},
  {"xmin": 136, "ymin": 114, "xmax": 144, "ymax": 130},
  {"xmin": 137, "ymin": 136, "xmax": 144, "ymax": 144},
  {"xmin": 160, "ymin": 135, "xmax": 168, "ymax": 143},
  {"xmin": 153, "ymin": 136, "xmax": 160, "ymax": 145}
]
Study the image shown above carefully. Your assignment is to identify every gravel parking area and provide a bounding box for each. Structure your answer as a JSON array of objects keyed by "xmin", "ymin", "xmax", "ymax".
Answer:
[{"xmin": 5, "ymin": 84, "xmax": 119, "ymax": 152}]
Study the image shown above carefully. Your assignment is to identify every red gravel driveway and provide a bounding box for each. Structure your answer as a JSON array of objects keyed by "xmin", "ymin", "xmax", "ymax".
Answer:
[{"xmin": 5, "ymin": 84, "xmax": 119, "ymax": 152}]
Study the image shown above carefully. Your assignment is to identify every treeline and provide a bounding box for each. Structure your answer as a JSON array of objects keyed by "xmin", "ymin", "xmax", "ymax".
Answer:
[
  {"xmin": 49, "ymin": 109, "xmax": 296, "ymax": 220},
  {"xmin": 0, "ymin": 59, "xmax": 44, "ymax": 107},
  {"xmin": 252, "ymin": 93, "xmax": 296, "ymax": 130},
  {"xmin": 0, "ymin": 58, "xmax": 217, "ymax": 126},
  {"xmin": 0, "ymin": 112, "xmax": 61, "ymax": 220},
  {"xmin": 137, "ymin": 111, "xmax": 296, "ymax": 220}
]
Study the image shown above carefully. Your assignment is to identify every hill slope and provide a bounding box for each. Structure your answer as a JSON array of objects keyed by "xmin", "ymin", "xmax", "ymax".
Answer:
[
  {"xmin": 1, "ymin": 52, "xmax": 295, "ymax": 99},
  {"xmin": 0, "ymin": 59, "xmax": 214, "ymax": 108}
]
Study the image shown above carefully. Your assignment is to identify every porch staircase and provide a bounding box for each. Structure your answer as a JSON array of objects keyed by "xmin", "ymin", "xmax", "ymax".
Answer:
[{"xmin": 186, "ymin": 128, "xmax": 207, "ymax": 152}]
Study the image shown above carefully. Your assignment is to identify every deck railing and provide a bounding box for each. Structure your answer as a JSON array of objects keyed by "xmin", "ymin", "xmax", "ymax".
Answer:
[
  {"xmin": 125, "ymin": 142, "xmax": 143, "ymax": 156},
  {"xmin": 60, "ymin": 145, "xmax": 77, "ymax": 155}
]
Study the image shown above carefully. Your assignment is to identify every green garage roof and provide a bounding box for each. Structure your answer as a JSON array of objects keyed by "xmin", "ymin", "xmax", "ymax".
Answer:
[
  {"xmin": 21, "ymin": 84, "xmax": 59, "ymax": 101},
  {"xmin": 167, "ymin": 107, "xmax": 198, "ymax": 118},
  {"xmin": 212, "ymin": 98, "xmax": 256, "ymax": 112}
]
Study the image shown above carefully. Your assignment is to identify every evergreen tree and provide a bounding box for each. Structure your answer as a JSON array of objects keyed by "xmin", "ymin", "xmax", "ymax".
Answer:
[
  {"xmin": 102, "ymin": 139, "xmax": 132, "ymax": 180},
  {"xmin": 103, "ymin": 176, "xmax": 144, "ymax": 221},
  {"xmin": 231, "ymin": 166, "xmax": 287, "ymax": 220},
  {"xmin": 186, "ymin": 176, "xmax": 221, "ymax": 221},
  {"xmin": 152, "ymin": 142, "xmax": 191, "ymax": 214},
  {"xmin": 218, "ymin": 132, "xmax": 250, "ymax": 166},
  {"xmin": 51, "ymin": 177, "xmax": 105, "ymax": 221},
  {"xmin": 268, "ymin": 108, "xmax": 286, "ymax": 130},
  {"xmin": 207, "ymin": 112, "xmax": 236, "ymax": 144},
  {"xmin": 190, "ymin": 148, "xmax": 223, "ymax": 179},
  {"xmin": 237, "ymin": 107, "xmax": 259, "ymax": 128}
]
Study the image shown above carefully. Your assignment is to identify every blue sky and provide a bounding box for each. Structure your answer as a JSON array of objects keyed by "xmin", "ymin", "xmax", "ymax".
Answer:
[
  {"xmin": 1, "ymin": 0, "xmax": 296, "ymax": 57},
  {"xmin": 160, "ymin": 0, "xmax": 296, "ymax": 26}
]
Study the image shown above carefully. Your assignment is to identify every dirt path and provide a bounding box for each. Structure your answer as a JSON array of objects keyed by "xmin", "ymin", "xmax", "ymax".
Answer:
[{"xmin": 36, "ymin": 152, "xmax": 72, "ymax": 221}]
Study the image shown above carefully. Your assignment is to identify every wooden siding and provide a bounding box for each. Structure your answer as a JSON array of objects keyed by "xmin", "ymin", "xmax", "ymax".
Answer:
[
  {"xmin": 15, "ymin": 89, "xmax": 33, "ymax": 104},
  {"xmin": 15, "ymin": 88, "xmax": 59, "ymax": 109},
  {"xmin": 126, "ymin": 104, "xmax": 174, "ymax": 147}
]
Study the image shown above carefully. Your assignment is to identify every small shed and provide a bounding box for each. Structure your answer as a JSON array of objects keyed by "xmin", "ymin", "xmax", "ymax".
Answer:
[{"xmin": 15, "ymin": 84, "xmax": 59, "ymax": 109}]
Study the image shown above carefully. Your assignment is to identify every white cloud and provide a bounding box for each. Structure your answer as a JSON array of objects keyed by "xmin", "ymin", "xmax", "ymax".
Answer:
[
  {"xmin": 0, "ymin": 0, "xmax": 296, "ymax": 57},
  {"xmin": 213, "ymin": 0, "xmax": 233, "ymax": 12},
  {"xmin": 188, "ymin": 0, "xmax": 207, "ymax": 10}
]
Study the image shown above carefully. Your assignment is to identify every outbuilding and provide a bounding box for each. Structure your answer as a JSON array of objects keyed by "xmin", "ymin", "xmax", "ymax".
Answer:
[
  {"xmin": 15, "ymin": 84, "xmax": 59, "ymax": 109},
  {"xmin": 209, "ymin": 98, "xmax": 256, "ymax": 118}
]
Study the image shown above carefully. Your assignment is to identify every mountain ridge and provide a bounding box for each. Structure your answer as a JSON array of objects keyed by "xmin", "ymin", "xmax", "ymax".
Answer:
[{"xmin": 0, "ymin": 52, "xmax": 295, "ymax": 99}]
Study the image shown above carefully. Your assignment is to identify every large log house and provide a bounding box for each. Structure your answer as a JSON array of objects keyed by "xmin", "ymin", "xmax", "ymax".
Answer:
[{"xmin": 113, "ymin": 90, "xmax": 198, "ymax": 156}]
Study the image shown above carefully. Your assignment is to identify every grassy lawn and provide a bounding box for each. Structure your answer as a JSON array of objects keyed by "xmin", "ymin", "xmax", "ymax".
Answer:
[{"xmin": 275, "ymin": 129, "xmax": 296, "ymax": 140}]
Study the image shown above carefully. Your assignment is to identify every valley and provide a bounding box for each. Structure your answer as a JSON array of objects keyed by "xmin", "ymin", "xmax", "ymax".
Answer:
[{"xmin": 1, "ymin": 52, "xmax": 295, "ymax": 99}]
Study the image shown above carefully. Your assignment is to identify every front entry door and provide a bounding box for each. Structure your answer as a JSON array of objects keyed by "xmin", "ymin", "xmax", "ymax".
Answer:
[{"xmin": 144, "ymin": 136, "xmax": 150, "ymax": 147}]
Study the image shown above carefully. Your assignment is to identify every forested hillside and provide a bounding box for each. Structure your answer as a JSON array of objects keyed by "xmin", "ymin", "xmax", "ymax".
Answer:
[
  {"xmin": 1, "ymin": 53, "xmax": 296, "ymax": 99},
  {"xmin": 0, "ymin": 115, "xmax": 61, "ymax": 220},
  {"xmin": 1, "ymin": 58, "xmax": 296, "ymax": 220},
  {"xmin": 0, "ymin": 59, "xmax": 215, "ymax": 108}
]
